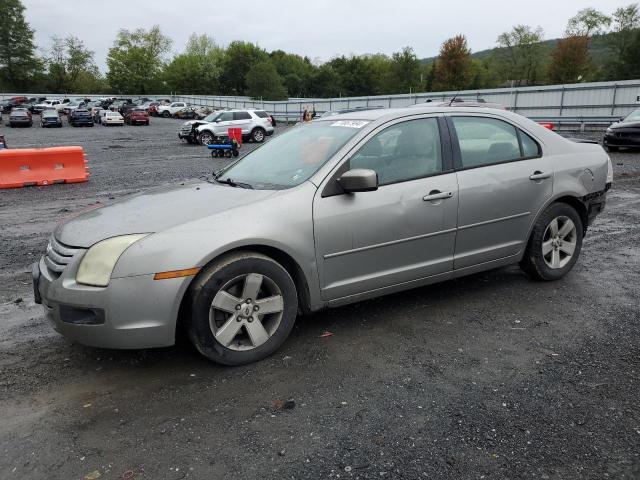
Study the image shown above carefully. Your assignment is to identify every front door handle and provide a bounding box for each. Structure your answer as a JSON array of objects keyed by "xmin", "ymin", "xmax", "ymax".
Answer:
[
  {"xmin": 423, "ymin": 190, "xmax": 453, "ymax": 201},
  {"xmin": 529, "ymin": 171, "xmax": 552, "ymax": 181}
]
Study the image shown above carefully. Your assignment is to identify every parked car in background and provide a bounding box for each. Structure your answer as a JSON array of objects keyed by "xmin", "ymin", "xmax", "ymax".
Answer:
[
  {"xmin": 41, "ymin": 109, "xmax": 63, "ymax": 128},
  {"xmin": 109, "ymin": 99, "xmax": 133, "ymax": 113},
  {"xmin": 33, "ymin": 106, "xmax": 612, "ymax": 365},
  {"xmin": 60, "ymin": 101, "xmax": 86, "ymax": 115},
  {"xmin": 1, "ymin": 100, "xmax": 23, "ymax": 114},
  {"xmin": 178, "ymin": 110, "xmax": 220, "ymax": 144},
  {"xmin": 125, "ymin": 108, "xmax": 150, "ymax": 125},
  {"xmin": 196, "ymin": 109, "xmax": 274, "ymax": 144},
  {"xmin": 94, "ymin": 109, "xmax": 108, "ymax": 124},
  {"xmin": 69, "ymin": 108, "xmax": 94, "ymax": 127},
  {"xmin": 147, "ymin": 102, "xmax": 161, "ymax": 116},
  {"xmin": 8, "ymin": 108, "xmax": 33, "ymax": 127},
  {"xmin": 34, "ymin": 99, "xmax": 62, "ymax": 114},
  {"xmin": 157, "ymin": 102, "xmax": 188, "ymax": 118},
  {"xmin": 102, "ymin": 111, "xmax": 125, "ymax": 126},
  {"xmin": 603, "ymin": 109, "xmax": 640, "ymax": 152}
]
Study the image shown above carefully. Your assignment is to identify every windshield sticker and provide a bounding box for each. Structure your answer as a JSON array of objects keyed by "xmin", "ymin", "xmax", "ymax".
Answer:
[{"xmin": 330, "ymin": 120, "xmax": 369, "ymax": 128}]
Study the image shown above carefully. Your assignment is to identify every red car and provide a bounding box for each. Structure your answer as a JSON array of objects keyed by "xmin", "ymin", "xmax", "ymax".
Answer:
[
  {"xmin": 126, "ymin": 108, "xmax": 150, "ymax": 125},
  {"xmin": 147, "ymin": 102, "xmax": 161, "ymax": 116}
]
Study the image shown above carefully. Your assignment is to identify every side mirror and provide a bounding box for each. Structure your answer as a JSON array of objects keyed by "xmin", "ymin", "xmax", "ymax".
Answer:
[{"xmin": 338, "ymin": 169, "xmax": 378, "ymax": 193}]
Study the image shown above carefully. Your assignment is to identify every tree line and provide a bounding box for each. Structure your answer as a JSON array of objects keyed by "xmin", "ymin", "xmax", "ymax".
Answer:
[{"xmin": 0, "ymin": 0, "xmax": 639, "ymax": 99}]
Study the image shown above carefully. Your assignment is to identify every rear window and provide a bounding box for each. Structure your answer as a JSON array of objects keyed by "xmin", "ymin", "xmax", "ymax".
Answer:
[{"xmin": 253, "ymin": 111, "xmax": 269, "ymax": 118}]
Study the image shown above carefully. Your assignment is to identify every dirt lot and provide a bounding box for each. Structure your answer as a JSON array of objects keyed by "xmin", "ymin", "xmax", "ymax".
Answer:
[{"xmin": 0, "ymin": 118, "xmax": 638, "ymax": 479}]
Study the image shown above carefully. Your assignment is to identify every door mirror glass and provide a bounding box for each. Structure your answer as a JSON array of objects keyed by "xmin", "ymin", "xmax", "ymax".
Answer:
[{"xmin": 338, "ymin": 169, "xmax": 378, "ymax": 193}]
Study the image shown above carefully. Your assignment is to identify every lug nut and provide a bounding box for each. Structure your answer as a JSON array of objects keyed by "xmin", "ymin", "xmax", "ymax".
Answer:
[
  {"xmin": 237, "ymin": 316, "xmax": 243, "ymax": 321},
  {"xmin": 235, "ymin": 305, "xmax": 241, "ymax": 310},
  {"xmin": 253, "ymin": 305, "xmax": 259, "ymax": 311},
  {"xmin": 248, "ymin": 316, "xmax": 254, "ymax": 322},
  {"xmin": 246, "ymin": 299, "xmax": 252, "ymax": 304}
]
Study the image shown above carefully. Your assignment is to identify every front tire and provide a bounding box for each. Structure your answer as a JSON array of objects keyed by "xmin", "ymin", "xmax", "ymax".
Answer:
[
  {"xmin": 520, "ymin": 203, "xmax": 583, "ymax": 281},
  {"xmin": 162, "ymin": 111, "xmax": 170, "ymax": 118},
  {"xmin": 199, "ymin": 131, "xmax": 214, "ymax": 145},
  {"xmin": 187, "ymin": 252, "xmax": 298, "ymax": 365}
]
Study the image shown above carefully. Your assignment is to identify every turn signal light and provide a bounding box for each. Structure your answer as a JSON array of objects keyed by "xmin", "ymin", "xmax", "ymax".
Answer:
[{"xmin": 153, "ymin": 267, "xmax": 201, "ymax": 280}]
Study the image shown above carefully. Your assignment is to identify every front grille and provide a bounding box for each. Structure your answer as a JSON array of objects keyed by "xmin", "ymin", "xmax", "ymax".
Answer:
[{"xmin": 44, "ymin": 236, "xmax": 82, "ymax": 278}]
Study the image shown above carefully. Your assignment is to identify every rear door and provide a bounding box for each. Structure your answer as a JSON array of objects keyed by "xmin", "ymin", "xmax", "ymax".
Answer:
[
  {"xmin": 449, "ymin": 114, "xmax": 554, "ymax": 269},
  {"xmin": 232, "ymin": 111, "xmax": 252, "ymax": 135}
]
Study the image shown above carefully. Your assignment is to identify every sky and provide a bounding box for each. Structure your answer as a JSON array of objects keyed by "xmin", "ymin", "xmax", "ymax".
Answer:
[{"xmin": 23, "ymin": 0, "xmax": 632, "ymax": 71}]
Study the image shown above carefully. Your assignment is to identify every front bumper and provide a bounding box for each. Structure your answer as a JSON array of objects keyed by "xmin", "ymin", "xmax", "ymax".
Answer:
[
  {"xmin": 33, "ymin": 253, "xmax": 189, "ymax": 350},
  {"xmin": 603, "ymin": 132, "xmax": 640, "ymax": 147}
]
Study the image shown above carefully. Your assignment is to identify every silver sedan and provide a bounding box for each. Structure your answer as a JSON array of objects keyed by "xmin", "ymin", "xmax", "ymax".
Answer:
[{"xmin": 34, "ymin": 106, "xmax": 613, "ymax": 365}]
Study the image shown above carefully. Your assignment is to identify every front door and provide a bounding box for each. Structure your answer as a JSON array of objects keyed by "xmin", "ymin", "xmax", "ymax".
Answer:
[
  {"xmin": 449, "ymin": 115, "xmax": 554, "ymax": 269},
  {"xmin": 313, "ymin": 116, "xmax": 459, "ymax": 301}
]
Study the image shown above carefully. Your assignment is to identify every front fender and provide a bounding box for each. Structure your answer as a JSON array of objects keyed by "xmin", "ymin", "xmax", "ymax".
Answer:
[{"xmin": 111, "ymin": 182, "xmax": 324, "ymax": 310}]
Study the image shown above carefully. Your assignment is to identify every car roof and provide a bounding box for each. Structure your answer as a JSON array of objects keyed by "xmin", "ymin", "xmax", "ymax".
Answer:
[{"xmin": 312, "ymin": 105, "xmax": 516, "ymax": 122}]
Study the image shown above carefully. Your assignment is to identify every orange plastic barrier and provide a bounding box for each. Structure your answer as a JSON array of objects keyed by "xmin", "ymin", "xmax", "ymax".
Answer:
[
  {"xmin": 0, "ymin": 146, "xmax": 89, "ymax": 189},
  {"xmin": 227, "ymin": 128, "xmax": 243, "ymax": 145}
]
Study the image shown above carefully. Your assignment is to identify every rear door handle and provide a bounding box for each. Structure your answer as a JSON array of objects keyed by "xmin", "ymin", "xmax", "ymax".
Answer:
[
  {"xmin": 529, "ymin": 171, "xmax": 552, "ymax": 181},
  {"xmin": 423, "ymin": 190, "xmax": 453, "ymax": 201}
]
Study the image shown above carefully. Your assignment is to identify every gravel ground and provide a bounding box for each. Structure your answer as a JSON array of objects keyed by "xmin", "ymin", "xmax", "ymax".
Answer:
[{"xmin": 0, "ymin": 119, "xmax": 638, "ymax": 479}]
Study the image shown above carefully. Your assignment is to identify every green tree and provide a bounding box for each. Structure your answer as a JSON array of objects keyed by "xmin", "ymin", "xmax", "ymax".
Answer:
[
  {"xmin": 106, "ymin": 26, "xmax": 171, "ymax": 94},
  {"xmin": 433, "ymin": 35, "xmax": 473, "ymax": 91},
  {"xmin": 566, "ymin": 7, "xmax": 611, "ymax": 37},
  {"xmin": 164, "ymin": 34, "xmax": 223, "ymax": 94},
  {"xmin": 606, "ymin": 4, "xmax": 640, "ymax": 79},
  {"xmin": 389, "ymin": 47, "xmax": 422, "ymax": 93},
  {"xmin": 219, "ymin": 41, "xmax": 268, "ymax": 95},
  {"xmin": 0, "ymin": 0, "xmax": 41, "ymax": 90},
  {"xmin": 246, "ymin": 60, "xmax": 287, "ymax": 100},
  {"xmin": 47, "ymin": 36, "xmax": 95, "ymax": 93},
  {"xmin": 269, "ymin": 50, "xmax": 315, "ymax": 97},
  {"xmin": 496, "ymin": 25, "xmax": 545, "ymax": 86},
  {"xmin": 310, "ymin": 64, "xmax": 341, "ymax": 97}
]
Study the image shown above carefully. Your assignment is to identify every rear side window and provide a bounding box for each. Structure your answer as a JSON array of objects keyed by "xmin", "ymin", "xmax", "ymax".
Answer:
[
  {"xmin": 234, "ymin": 111, "xmax": 252, "ymax": 120},
  {"xmin": 452, "ymin": 116, "xmax": 541, "ymax": 168},
  {"xmin": 520, "ymin": 131, "xmax": 541, "ymax": 157},
  {"xmin": 253, "ymin": 111, "xmax": 269, "ymax": 118}
]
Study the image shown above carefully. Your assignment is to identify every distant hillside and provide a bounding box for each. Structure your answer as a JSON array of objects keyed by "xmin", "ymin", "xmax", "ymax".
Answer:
[{"xmin": 420, "ymin": 32, "xmax": 615, "ymax": 65}]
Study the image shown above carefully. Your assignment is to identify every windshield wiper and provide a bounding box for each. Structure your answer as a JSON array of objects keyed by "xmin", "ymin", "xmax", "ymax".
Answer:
[{"xmin": 214, "ymin": 177, "xmax": 253, "ymax": 189}]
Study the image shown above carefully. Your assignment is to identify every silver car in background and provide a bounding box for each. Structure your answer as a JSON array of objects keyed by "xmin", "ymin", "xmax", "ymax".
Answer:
[{"xmin": 34, "ymin": 106, "xmax": 613, "ymax": 365}]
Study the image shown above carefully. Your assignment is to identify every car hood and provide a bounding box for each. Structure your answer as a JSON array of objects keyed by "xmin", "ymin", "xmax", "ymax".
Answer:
[
  {"xmin": 55, "ymin": 181, "xmax": 278, "ymax": 248},
  {"xmin": 609, "ymin": 121, "xmax": 640, "ymax": 130}
]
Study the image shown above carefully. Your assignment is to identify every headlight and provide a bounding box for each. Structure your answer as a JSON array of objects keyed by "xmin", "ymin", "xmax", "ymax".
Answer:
[
  {"xmin": 76, "ymin": 234, "xmax": 148, "ymax": 287},
  {"xmin": 605, "ymin": 128, "xmax": 613, "ymax": 134}
]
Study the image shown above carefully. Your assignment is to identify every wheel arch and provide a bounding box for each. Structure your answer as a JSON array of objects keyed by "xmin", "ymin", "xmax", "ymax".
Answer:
[
  {"xmin": 524, "ymin": 194, "xmax": 589, "ymax": 256},
  {"xmin": 175, "ymin": 244, "xmax": 313, "ymax": 340}
]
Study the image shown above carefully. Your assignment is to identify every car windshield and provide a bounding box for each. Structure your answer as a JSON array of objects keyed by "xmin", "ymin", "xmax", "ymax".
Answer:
[
  {"xmin": 623, "ymin": 109, "xmax": 640, "ymax": 122},
  {"xmin": 203, "ymin": 112, "xmax": 219, "ymax": 122},
  {"xmin": 43, "ymin": 112, "xmax": 58, "ymax": 118},
  {"xmin": 217, "ymin": 120, "xmax": 368, "ymax": 190}
]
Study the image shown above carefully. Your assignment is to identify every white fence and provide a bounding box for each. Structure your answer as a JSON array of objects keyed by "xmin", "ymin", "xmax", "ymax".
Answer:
[
  {"xmin": 4, "ymin": 79, "xmax": 639, "ymax": 126},
  {"xmin": 171, "ymin": 79, "xmax": 640, "ymax": 125}
]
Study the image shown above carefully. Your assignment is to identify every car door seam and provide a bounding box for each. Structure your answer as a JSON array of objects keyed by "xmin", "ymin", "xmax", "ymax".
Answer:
[{"xmin": 323, "ymin": 227, "xmax": 457, "ymax": 259}]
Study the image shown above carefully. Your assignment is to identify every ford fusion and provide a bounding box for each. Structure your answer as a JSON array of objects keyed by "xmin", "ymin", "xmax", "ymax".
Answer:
[{"xmin": 34, "ymin": 106, "xmax": 613, "ymax": 365}]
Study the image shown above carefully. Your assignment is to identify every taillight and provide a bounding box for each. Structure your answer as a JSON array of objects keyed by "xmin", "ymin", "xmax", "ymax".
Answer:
[
  {"xmin": 268, "ymin": 116, "xmax": 272, "ymax": 124},
  {"xmin": 538, "ymin": 122, "xmax": 554, "ymax": 130}
]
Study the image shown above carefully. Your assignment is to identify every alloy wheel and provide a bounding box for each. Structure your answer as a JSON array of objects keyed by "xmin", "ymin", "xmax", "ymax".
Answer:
[
  {"xmin": 542, "ymin": 216, "xmax": 577, "ymax": 269},
  {"xmin": 209, "ymin": 273, "xmax": 284, "ymax": 351}
]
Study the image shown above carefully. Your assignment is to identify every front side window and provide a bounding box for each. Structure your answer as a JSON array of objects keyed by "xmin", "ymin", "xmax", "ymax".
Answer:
[
  {"xmin": 349, "ymin": 118, "xmax": 442, "ymax": 185},
  {"xmin": 451, "ymin": 116, "xmax": 540, "ymax": 168},
  {"xmin": 217, "ymin": 112, "xmax": 233, "ymax": 122}
]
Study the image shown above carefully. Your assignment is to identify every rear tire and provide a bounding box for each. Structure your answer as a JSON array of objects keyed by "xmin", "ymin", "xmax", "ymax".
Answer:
[
  {"xmin": 520, "ymin": 203, "xmax": 583, "ymax": 281},
  {"xmin": 187, "ymin": 252, "xmax": 298, "ymax": 365},
  {"xmin": 251, "ymin": 127, "xmax": 266, "ymax": 143}
]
